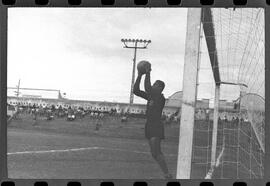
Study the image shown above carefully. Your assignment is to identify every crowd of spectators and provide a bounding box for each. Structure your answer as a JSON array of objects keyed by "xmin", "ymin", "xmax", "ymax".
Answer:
[
  {"xmin": 10, "ymin": 103, "xmax": 152, "ymax": 122},
  {"xmin": 10, "ymin": 103, "xmax": 255, "ymax": 126}
]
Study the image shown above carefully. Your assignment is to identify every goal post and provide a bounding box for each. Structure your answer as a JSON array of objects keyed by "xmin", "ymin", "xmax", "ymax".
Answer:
[
  {"xmin": 176, "ymin": 8, "xmax": 202, "ymax": 179},
  {"xmin": 178, "ymin": 7, "xmax": 265, "ymax": 179},
  {"xmin": 210, "ymin": 85, "xmax": 220, "ymax": 168}
]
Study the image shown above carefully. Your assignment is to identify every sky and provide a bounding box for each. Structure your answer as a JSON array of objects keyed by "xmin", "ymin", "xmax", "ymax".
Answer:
[{"xmin": 8, "ymin": 8, "xmax": 238, "ymax": 104}]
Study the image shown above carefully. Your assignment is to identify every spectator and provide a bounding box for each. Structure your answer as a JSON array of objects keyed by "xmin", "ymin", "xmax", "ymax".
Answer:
[{"xmin": 224, "ymin": 115, "xmax": 228, "ymax": 122}]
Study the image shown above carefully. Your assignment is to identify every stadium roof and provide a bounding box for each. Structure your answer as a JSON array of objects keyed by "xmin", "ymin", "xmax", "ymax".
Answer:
[
  {"xmin": 7, "ymin": 87, "xmax": 61, "ymax": 99},
  {"xmin": 168, "ymin": 91, "xmax": 183, "ymax": 100}
]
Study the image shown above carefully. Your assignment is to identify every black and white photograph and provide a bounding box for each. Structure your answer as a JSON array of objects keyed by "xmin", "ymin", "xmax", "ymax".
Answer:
[{"xmin": 6, "ymin": 8, "xmax": 265, "ymax": 179}]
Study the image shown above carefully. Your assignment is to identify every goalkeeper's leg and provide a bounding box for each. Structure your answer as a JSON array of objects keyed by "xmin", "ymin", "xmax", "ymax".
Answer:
[{"xmin": 149, "ymin": 137, "xmax": 172, "ymax": 179}]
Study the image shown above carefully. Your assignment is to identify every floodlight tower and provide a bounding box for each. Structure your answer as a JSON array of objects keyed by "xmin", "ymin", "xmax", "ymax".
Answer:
[
  {"xmin": 121, "ymin": 39, "xmax": 151, "ymax": 105},
  {"xmin": 14, "ymin": 79, "xmax": 21, "ymax": 108},
  {"xmin": 14, "ymin": 79, "xmax": 21, "ymax": 98}
]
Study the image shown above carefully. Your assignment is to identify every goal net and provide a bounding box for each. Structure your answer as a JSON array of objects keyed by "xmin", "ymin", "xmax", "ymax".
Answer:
[{"xmin": 190, "ymin": 8, "xmax": 265, "ymax": 179}]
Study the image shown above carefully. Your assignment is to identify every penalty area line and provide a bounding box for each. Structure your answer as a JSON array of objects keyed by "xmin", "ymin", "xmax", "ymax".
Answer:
[
  {"xmin": 8, "ymin": 146, "xmax": 177, "ymax": 157},
  {"xmin": 8, "ymin": 147, "xmax": 99, "ymax": 155}
]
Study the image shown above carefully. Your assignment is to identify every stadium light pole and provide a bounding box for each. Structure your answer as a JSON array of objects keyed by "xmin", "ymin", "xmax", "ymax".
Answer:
[
  {"xmin": 121, "ymin": 39, "xmax": 151, "ymax": 105},
  {"xmin": 14, "ymin": 79, "xmax": 21, "ymax": 98},
  {"xmin": 14, "ymin": 79, "xmax": 21, "ymax": 110}
]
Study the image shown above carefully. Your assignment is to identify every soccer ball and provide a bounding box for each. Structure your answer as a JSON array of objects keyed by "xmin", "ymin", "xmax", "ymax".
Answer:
[{"xmin": 137, "ymin": 60, "xmax": 151, "ymax": 74}]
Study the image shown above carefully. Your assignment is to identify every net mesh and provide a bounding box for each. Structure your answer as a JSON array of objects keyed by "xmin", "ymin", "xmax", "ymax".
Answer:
[{"xmin": 190, "ymin": 8, "xmax": 265, "ymax": 179}]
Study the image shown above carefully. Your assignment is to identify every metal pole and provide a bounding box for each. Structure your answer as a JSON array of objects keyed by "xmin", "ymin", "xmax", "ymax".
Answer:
[
  {"xmin": 129, "ymin": 41, "xmax": 137, "ymax": 105},
  {"xmin": 211, "ymin": 85, "xmax": 220, "ymax": 168},
  {"xmin": 265, "ymin": 8, "xmax": 270, "ymax": 179},
  {"xmin": 221, "ymin": 115, "xmax": 225, "ymax": 178},
  {"xmin": 249, "ymin": 119, "xmax": 252, "ymax": 178},
  {"xmin": 16, "ymin": 79, "xmax": 20, "ymax": 98},
  {"xmin": 237, "ymin": 91, "xmax": 242, "ymax": 179}
]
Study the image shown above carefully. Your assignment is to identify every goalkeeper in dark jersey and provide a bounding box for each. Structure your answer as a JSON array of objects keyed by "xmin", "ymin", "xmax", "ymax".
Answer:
[{"xmin": 133, "ymin": 65, "xmax": 172, "ymax": 179}]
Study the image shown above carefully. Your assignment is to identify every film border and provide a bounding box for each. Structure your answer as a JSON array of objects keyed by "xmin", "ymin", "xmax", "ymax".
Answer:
[
  {"xmin": 0, "ymin": 0, "xmax": 268, "ymax": 7},
  {"xmin": 0, "ymin": 0, "xmax": 269, "ymax": 185}
]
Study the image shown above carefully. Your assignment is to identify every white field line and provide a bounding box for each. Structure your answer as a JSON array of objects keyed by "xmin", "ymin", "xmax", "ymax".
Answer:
[
  {"xmin": 8, "ymin": 146, "xmax": 177, "ymax": 157},
  {"xmin": 8, "ymin": 147, "xmax": 99, "ymax": 155},
  {"xmin": 98, "ymin": 147, "xmax": 177, "ymax": 157}
]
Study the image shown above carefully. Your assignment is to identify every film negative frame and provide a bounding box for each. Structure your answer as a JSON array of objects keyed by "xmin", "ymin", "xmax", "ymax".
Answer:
[{"xmin": 0, "ymin": 0, "xmax": 269, "ymax": 185}]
